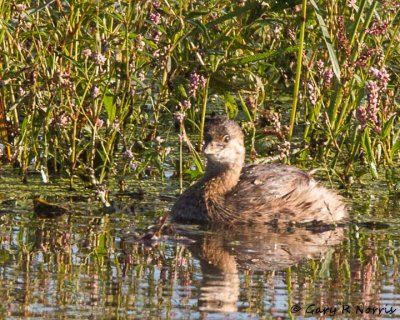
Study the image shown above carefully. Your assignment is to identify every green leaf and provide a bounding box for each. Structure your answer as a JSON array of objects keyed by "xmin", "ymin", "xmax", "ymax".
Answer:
[
  {"xmin": 389, "ymin": 126, "xmax": 400, "ymax": 161},
  {"xmin": 361, "ymin": 129, "xmax": 378, "ymax": 178},
  {"xmin": 166, "ymin": 55, "xmax": 172, "ymax": 73},
  {"xmin": 224, "ymin": 46, "xmax": 297, "ymax": 66},
  {"xmin": 192, "ymin": 154, "xmax": 204, "ymax": 174},
  {"xmin": 310, "ymin": 0, "xmax": 341, "ymax": 82},
  {"xmin": 177, "ymin": 84, "xmax": 188, "ymax": 99},
  {"xmin": 186, "ymin": 19, "xmax": 210, "ymax": 41},
  {"xmin": 206, "ymin": 2, "xmax": 262, "ymax": 29},
  {"xmin": 381, "ymin": 114, "xmax": 396, "ymax": 140},
  {"xmin": 185, "ymin": 10, "xmax": 210, "ymax": 19},
  {"xmin": 103, "ymin": 94, "xmax": 116, "ymax": 123},
  {"xmin": 353, "ymin": 74, "xmax": 363, "ymax": 84},
  {"xmin": 390, "ymin": 140, "xmax": 400, "ymax": 160},
  {"xmin": 238, "ymin": 93, "xmax": 253, "ymax": 121},
  {"xmin": 224, "ymin": 93, "xmax": 238, "ymax": 118},
  {"xmin": 95, "ymin": 234, "xmax": 107, "ymax": 255},
  {"xmin": 318, "ymin": 248, "xmax": 334, "ymax": 278},
  {"xmin": 26, "ymin": 0, "xmax": 56, "ymax": 15}
]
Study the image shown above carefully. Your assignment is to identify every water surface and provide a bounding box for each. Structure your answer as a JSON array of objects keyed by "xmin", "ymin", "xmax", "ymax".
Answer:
[{"xmin": 0, "ymin": 166, "xmax": 399, "ymax": 319}]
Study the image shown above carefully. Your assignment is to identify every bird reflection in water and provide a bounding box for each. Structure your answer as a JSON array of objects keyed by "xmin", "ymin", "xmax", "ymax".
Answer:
[{"xmin": 177, "ymin": 225, "xmax": 346, "ymax": 314}]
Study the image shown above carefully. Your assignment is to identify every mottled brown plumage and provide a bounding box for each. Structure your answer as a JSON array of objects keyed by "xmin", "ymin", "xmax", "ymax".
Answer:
[{"xmin": 171, "ymin": 117, "xmax": 347, "ymax": 225}]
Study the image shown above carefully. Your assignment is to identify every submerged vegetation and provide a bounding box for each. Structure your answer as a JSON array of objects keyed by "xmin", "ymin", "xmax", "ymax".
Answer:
[{"xmin": 0, "ymin": 0, "xmax": 399, "ymax": 189}]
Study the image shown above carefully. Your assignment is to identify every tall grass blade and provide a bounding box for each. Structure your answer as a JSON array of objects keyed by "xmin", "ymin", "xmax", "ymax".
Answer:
[
  {"xmin": 361, "ymin": 130, "xmax": 378, "ymax": 179},
  {"xmin": 288, "ymin": 0, "xmax": 307, "ymax": 139},
  {"xmin": 310, "ymin": 0, "xmax": 341, "ymax": 82}
]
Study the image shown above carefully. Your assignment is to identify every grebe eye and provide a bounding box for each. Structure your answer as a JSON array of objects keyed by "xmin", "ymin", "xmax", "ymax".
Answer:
[{"xmin": 223, "ymin": 135, "xmax": 230, "ymax": 143}]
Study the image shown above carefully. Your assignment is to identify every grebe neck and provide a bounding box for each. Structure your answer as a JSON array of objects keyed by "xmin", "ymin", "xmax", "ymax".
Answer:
[{"xmin": 202, "ymin": 158, "xmax": 244, "ymax": 197}]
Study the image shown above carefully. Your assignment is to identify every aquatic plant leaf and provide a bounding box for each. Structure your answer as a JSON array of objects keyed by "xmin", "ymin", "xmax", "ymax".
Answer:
[
  {"xmin": 166, "ymin": 55, "xmax": 172, "ymax": 73},
  {"xmin": 361, "ymin": 130, "xmax": 378, "ymax": 178},
  {"xmin": 369, "ymin": 161, "xmax": 378, "ymax": 179},
  {"xmin": 352, "ymin": 74, "xmax": 363, "ymax": 84},
  {"xmin": 270, "ymin": 0, "xmax": 302, "ymax": 11},
  {"xmin": 0, "ymin": 100, "xmax": 10, "ymax": 155},
  {"xmin": 0, "ymin": 250, "xmax": 10, "ymax": 264},
  {"xmin": 224, "ymin": 47, "xmax": 297, "ymax": 66},
  {"xmin": 390, "ymin": 140, "xmax": 400, "ymax": 160},
  {"xmin": 238, "ymin": 93, "xmax": 253, "ymax": 121},
  {"xmin": 318, "ymin": 248, "xmax": 334, "ymax": 278},
  {"xmin": 26, "ymin": 0, "xmax": 56, "ymax": 15},
  {"xmin": 177, "ymin": 84, "xmax": 188, "ymax": 99},
  {"xmin": 381, "ymin": 115, "xmax": 396, "ymax": 140},
  {"xmin": 224, "ymin": 93, "xmax": 238, "ymax": 118},
  {"xmin": 192, "ymin": 153, "xmax": 204, "ymax": 173},
  {"xmin": 206, "ymin": 1, "xmax": 262, "ymax": 29},
  {"xmin": 187, "ymin": 19, "xmax": 210, "ymax": 41},
  {"xmin": 96, "ymin": 234, "xmax": 107, "ymax": 255},
  {"xmin": 103, "ymin": 94, "xmax": 116, "ymax": 124},
  {"xmin": 310, "ymin": 0, "xmax": 341, "ymax": 82},
  {"xmin": 185, "ymin": 10, "xmax": 210, "ymax": 19}
]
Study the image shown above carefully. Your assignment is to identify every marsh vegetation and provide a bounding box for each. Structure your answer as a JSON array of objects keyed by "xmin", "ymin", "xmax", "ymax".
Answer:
[
  {"xmin": 0, "ymin": 0, "xmax": 399, "ymax": 318},
  {"xmin": 0, "ymin": 0, "xmax": 398, "ymax": 188}
]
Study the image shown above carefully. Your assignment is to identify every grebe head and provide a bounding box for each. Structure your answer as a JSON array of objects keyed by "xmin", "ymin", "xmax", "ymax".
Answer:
[{"xmin": 203, "ymin": 117, "xmax": 245, "ymax": 168}]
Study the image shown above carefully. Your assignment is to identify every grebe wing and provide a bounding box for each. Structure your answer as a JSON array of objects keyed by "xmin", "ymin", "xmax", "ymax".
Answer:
[
  {"xmin": 232, "ymin": 164, "xmax": 312, "ymax": 199},
  {"xmin": 227, "ymin": 164, "xmax": 346, "ymax": 223}
]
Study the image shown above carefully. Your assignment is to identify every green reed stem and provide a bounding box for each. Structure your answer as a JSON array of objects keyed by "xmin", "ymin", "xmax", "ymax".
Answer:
[
  {"xmin": 344, "ymin": 126, "xmax": 361, "ymax": 176},
  {"xmin": 288, "ymin": 0, "xmax": 307, "ymax": 140},
  {"xmin": 331, "ymin": 0, "xmax": 378, "ymax": 133},
  {"xmin": 197, "ymin": 77, "xmax": 210, "ymax": 150},
  {"xmin": 99, "ymin": 131, "xmax": 117, "ymax": 184},
  {"xmin": 382, "ymin": 9, "xmax": 400, "ymax": 65},
  {"xmin": 70, "ymin": 112, "xmax": 78, "ymax": 189},
  {"xmin": 329, "ymin": 0, "xmax": 369, "ymax": 130},
  {"xmin": 287, "ymin": 267, "xmax": 294, "ymax": 320},
  {"xmin": 349, "ymin": 0, "xmax": 368, "ymax": 47},
  {"xmin": 179, "ymin": 124, "xmax": 183, "ymax": 191}
]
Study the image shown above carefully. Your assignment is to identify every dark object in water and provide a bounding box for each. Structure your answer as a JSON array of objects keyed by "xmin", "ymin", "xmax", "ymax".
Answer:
[
  {"xmin": 172, "ymin": 116, "xmax": 348, "ymax": 225},
  {"xmin": 33, "ymin": 197, "xmax": 69, "ymax": 218}
]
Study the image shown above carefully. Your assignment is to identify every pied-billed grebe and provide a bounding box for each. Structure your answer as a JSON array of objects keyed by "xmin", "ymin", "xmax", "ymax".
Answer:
[{"xmin": 171, "ymin": 116, "xmax": 347, "ymax": 225}]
